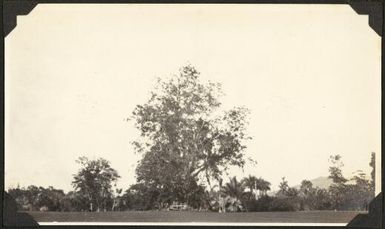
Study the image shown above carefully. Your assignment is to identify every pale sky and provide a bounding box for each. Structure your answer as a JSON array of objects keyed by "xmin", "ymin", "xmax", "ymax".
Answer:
[{"xmin": 5, "ymin": 4, "xmax": 381, "ymax": 193}]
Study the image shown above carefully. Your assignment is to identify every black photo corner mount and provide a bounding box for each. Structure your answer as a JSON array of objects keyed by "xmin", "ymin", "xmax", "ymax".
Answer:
[
  {"xmin": 346, "ymin": 193, "xmax": 383, "ymax": 228},
  {"xmin": 1, "ymin": 0, "xmax": 384, "ymax": 228},
  {"xmin": 347, "ymin": 0, "xmax": 383, "ymax": 36},
  {"xmin": 3, "ymin": 0, "xmax": 38, "ymax": 37},
  {"xmin": 2, "ymin": 192, "xmax": 39, "ymax": 227}
]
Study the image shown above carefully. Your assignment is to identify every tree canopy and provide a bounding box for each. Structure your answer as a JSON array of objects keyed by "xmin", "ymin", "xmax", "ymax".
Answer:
[
  {"xmin": 72, "ymin": 156, "xmax": 120, "ymax": 212},
  {"xmin": 130, "ymin": 65, "xmax": 251, "ymax": 205}
]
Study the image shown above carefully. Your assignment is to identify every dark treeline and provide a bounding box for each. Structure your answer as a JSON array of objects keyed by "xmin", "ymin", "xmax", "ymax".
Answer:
[{"xmin": 8, "ymin": 153, "xmax": 375, "ymax": 212}]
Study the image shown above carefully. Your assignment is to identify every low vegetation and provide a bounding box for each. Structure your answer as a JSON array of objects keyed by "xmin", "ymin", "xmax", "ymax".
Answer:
[{"xmin": 8, "ymin": 153, "xmax": 375, "ymax": 212}]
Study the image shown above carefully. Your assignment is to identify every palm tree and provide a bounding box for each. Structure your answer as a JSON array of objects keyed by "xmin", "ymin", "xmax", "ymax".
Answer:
[
  {"xmin": 221, "ymin": 177, "xmax": 245, "ymax": 199},
  {"xmin": 256, "ymin": 178, "xmax": 271, "ymax": 196},
  {"xmin": 242, "ymin": 175, "xmax": 258, "ymax": 199},
  {"xmin": 221, "ymin": 176, "xmax": 246, "ymax": 212}
]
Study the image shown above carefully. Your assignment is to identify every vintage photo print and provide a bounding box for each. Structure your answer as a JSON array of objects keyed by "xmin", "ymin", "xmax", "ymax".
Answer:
[{"xmin": 2, "ymin": 2, "xmax": 383, "ymax": 227}]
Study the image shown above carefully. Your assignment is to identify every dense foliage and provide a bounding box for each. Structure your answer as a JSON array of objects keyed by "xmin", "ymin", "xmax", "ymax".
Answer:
[
  {"xmin": 8, "ymin": 154, "xmax": 375, "ymax": 212},
  {"xmin": 71, "ymin": 157, "xmax": 121, "ymax": 212},
  {"xmin": 8, "ymin": 186, "xmax": 65, "ymax": 211}
]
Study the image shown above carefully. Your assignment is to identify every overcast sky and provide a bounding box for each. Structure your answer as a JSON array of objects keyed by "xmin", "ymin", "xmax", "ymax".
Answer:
[{"xmin": 5, "ymin": 4, "xmax": 381, "ymax": 192}]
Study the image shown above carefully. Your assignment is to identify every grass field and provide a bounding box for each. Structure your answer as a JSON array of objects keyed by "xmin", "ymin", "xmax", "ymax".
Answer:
[{"xmin": 28, "ymin": 210, "xmax": 365, "ymax": 223}]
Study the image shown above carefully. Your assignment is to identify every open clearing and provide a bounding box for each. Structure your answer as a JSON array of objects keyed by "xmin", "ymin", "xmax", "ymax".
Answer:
[{"xmin": 28, "ymin": 211, "xmax": 364, "ymax": 223}]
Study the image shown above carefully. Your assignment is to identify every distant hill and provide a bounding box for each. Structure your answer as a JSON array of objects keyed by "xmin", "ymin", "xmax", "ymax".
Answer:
[
  {"xmin": 294, "ymin": 176, "xmax": 333, "ymax": 189},
  {"xmin": 268, "ymin": 176, "xmax": 334, "ymax": 196},
  {"xmin": 269, "ymin": 175, "xmax": 369, "ymax": 195}
]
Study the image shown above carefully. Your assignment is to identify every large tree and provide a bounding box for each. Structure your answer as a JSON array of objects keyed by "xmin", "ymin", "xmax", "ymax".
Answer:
[
  {"xmin": 328, "ymin": 154, "xmax": 348, "ymax": 210},
  {"xmin": 130, "ymin": 65, "xmax": 251, "ymax": 206},
  {"xmin": 72, "ymin": 157, "xmax": 120, "ymax": 212}
]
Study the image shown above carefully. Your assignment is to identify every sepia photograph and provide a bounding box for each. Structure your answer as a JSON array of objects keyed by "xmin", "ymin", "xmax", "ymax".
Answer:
[{"xmin": 3, "ymin": 2, "xmax": 383, "ymax": 227}]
